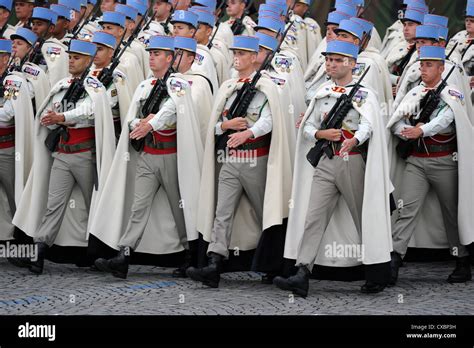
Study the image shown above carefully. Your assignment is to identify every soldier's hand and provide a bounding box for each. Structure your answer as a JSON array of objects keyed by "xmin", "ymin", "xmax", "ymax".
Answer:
[
  {"xmin": 130, "ymin": 122, "xmax": 153, "ymax": 140},
  {"xmin": 470, "ymin": 76, "xmax": 474, "ymax": 88},
  {"xmin": 295, "ymin": 113, "xmax": 304, "ymax": 129},
  {"xmin": 227, "ymin": 129, "xmax": 253, "ymax": 148},
  {"xmin": 316, "ymin": 129, "xmax": 341, "ymax": 142},
  {"xmin": 222, "ymin": 117, "xmax": 248, "ymax": 131},
  {"xmin": 339, "ymin": 138, "xmax": 358, "ymax": 157},
  {"xmin": 140, "ymin": 114, "xmax": 155, "ymax": 123},
  {"xmin": 40, "ymin": 110, "xmax": 65, "ymax": 126},
  {"xmin": 401, "ymin": 126, "xmax": 423, "ymax": 139}
]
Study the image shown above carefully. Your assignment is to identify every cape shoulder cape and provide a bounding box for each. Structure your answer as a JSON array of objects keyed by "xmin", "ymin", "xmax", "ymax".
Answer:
[
  {"xmin": 21, "ymin": 62, "xmax": 50, "ymax": 113},
  {"xmin": 12, "ymin": 76, "xmax": 116, "ymax": 247},
  {"xmin": 41, "ymin": 38, "xmax": 69, "ymax": 87},
  {"xmin": 197, "ymin": 75, "xmax": 293, "ymax": 250},
  {"xmin": 0, "ymin": 73, "xmax": 35, "ymax": 240},
  {"xmin": 194, "ymin": 44, "xmax": 219, "ymax": 95},
  {"xmin": 387, "ymin": 84, "xmax": 474, "ymax": 247},
  {"xmin": 88, "ymin": 74, "xmax": 204, "ymax": 253},
  {"xmin": 304, "ymin": 17, "xmax": 322, "ymax": 61},
  {"xmin": 304, "ymin": 37, "xmax": 327, "ymax": 82},
  {"xmin": 284, "ymin": 79, "xmax": 393, "ymax": 266}
]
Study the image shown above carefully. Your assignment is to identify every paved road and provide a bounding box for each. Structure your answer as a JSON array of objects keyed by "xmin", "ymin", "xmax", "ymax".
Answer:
[{"xmin": 0, "ymin": 258, "xmax": 473, "ymax": 315}]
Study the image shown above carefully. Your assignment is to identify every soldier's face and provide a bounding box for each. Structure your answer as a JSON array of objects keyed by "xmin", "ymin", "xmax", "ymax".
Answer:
[
  {"xmin": 337, "ymin": 31, "xmax": 360, "ymax": 46},
  {"xmin": 293, "ymin": 3, "xmax": 308, "ymax": 17},
  {"xmin": 195, "ymin": 24, "xmax": 212, "ymax": 44},
  {"xmin": 226, "ymin": 0, "xmax": 245, "ymax": 17},
  {"xmin": 149, "ymin": 49, "xmax": 173, "ymax": 73},
  {"xmin": 12, "ymin": 39, "xmax": 30, "ymax": 60},
  {"xmin": 415, "ymin": 38, "xmax": 438, "ymax": 54},
  {"xmin": 94, "ymin": 45, "xmax": 113, "ymax": 67},
  {"xmin": 0, "ymin": 53, "xmax": 9, "ymax": 71},
  {"xmin": 325, "ymin": 54, "xmax": 355, "ymax": 79},
  {"xmin": 173, "ymin": 23, "xmax": 196, "ymax": 37},
  {"xmin": 69, "ymin": 53, "xmax": 92, "ymax": 76},
  {"xmin": 102, "ymin": 24, "xmax": 124, "ymax": 40},
  {"xmin": 466, "ymin": 18, "xmax": 474, "ymax": 34},
  {"xmin": 154, "ymin": 1, "xmax": 171, "ymax": 17},
  {"xmin": 420, "ymin": 60, "xmax": 444, "ymax": 85},
  {"xmin": 172, "ymin": 0, "xmax": 191, "ymax": 11},
  {"xmin": 326, "ymin": 25, "xmax": 338, "ymax": 41},
  {"xmin": 14, "ymin": 2, "xmax": 34, "ymax": 20},
  {"xmin": 54, "ymin": 18, "xmax": 69, "ymax": 35},
  {"xmin": 101, "ymin": 0, "xmax": 116, "ymax": 13},
  {"xmin": 233, "ymin": 50, "xmax": 256, "ymax": 71},
  {"xmin": 256, "ymin": 46, "xmax": 271, "ymax": 66},
  {"xmin": 403, "ymin": 21, "xmax": 418, "ymax": 41},
  {"xmin": 31, "ymin": 19, "xmax": 51, "ymax": 37}
]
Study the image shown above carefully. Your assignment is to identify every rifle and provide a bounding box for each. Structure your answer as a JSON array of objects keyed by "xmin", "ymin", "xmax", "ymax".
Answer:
[
  {"xmin": 230, "ymin": 0, "xmax": 253, "ymax": 35},
  {"xmin": 306, "ymin": 66, "xmax": 371, "ymax": 168},
  {"xmin": 215, "ymin": 23, "xmax": 293, "ymax": 152},
  {"xmin": 130, "ymin": 51, "xmax": 181, "ymax": 152},
  {"xmin": 160, "ymin": 1, "xmax": 178, "ymax": 35},
  {"xmin": 71, "ymin": 0, "xmax": 102, "ymax": 40},
  {"xmin": 97, "ymin": 10, "xmax": 155, "ymax": 89},
  {"xmin": 0, "ymin": 53, "xmax": 17, "ymax": 96},
  {"xmin": 0, "ymin": 9, "xmax": 13, "ymax": 38},
  {"xmin": 44, "ymin": 55, "xmax": 96, "ymax": 153},
  {"xmin": 461, "ymin": 39, "xmax": 474, "ymax": 60},
  {"xmin": 207, "ymin": 0, "xmax": 227, "ymax": 49},
  {"xmin": 395, "ymin": 65, "xmax": 456, "ymax": 159},
  {"xmin": 393, "ymin": 43, "xmax": 416, "ymax": 76},
  {"xmin": 284, "ymin": 0, "xmax": 297, "ymax": 23},
  {"xmin": 446, "ymin": 42, "xmax": 458, "ymax": 60}
]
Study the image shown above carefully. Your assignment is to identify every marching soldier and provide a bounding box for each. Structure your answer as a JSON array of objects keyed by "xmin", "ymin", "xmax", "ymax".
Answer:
[
  {"xmin": 13, "ymin": 0, "xmax": 34, "ymax": 30},
  {"xmin": 171, "ymin": 9, "xmax": 219, "ymax": 93},
  {"xmin": 0, "ymin": 39, "xmax": 34, "ymax": 243},
  {"xmin": 224, "ymin": 0, "xmax": 255, "ymax": 36},
  {"xmin": 380, "ymin": 0, "xmax": 427, "ymax": 58},
  {"xmin": 0, "ymin": 0, "xmax": 15, "ymax": 39},
  {"xmin": 99, "ymin": 11, "xmax": 144, "ymax": 91},
  {"xmin": 12, "ymin": 39, "xmax": 116, "ymax": 274},
  {"xmin": 91, "ymin": 36, "xmax": 204, "ymax": 279},
  {"xmin": 90, "ymin": 31, "xmax": 132, "ymax": 140},
  {"xmin": 186, "ymin": 35, "xmax": 292, "ymax": 288},
  {"xmin": 11, "ymin": 27, "xmax": 50, "ymax": 113},
  {"xmin": 274, "ymin": 40, "xmax": 393, "ymax": 297},
  {"xmin": 305, "ymin": 10, "xmax": 350, "ymax": 93},
  {"xmin": 394, "ymin": 24, "xmax": 473, "ymax": 118},
  {"xmin": 387, "ymin": 46, "xmax": 473, "ymax": 285},
  {"xmin": 30, "ymin": 7, "xmax": 70, "ymax": 87},
  {"xmin": 50, "ymin": 4, "xmax": 71, "ymax": 44},
  {"xmin": 138, "ymin": 0, "xmax": 173, "ymax": 38}
]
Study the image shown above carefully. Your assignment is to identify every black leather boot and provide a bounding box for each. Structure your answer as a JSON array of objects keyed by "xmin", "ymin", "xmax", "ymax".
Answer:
[
  {"xmin": 172, "ymin": 249, "xmax": 192, "ymax": 278},
  {"xmin": 273, "ymin": 265, "xmax": 310, "ymax": 298},
  {"xmin": 186, "ymin": 252, "xmax": 223, "ymax": 288},
  {"xmin": 447, "ymin": 256, "xmax": 472, "ymax": 283},
  {"xmin": 261, "ymin": 273, "xmax": 277, "ymax": 284},
  {"xmin": 360, "ymin": 281, "xmax": 386, "ymax": 294},
  {"xmin": 7, "ymin": 242, "xmax": 33, "ymax": 269},
  {"xmin": 29, "ymin": 242, "xmax": 48, "ymax": 275},
  {"xmin": 94, "ymin": 246, "xmax": 131, "ymax": 279},
  {"xmin": 389, "ymin": 251, "xmax": 403, "ymax": 286}
]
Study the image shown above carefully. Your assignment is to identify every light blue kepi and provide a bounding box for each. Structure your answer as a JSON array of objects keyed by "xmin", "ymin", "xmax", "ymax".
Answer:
[
  {"xmin": 67, "ymin": 39, "xmax": 97, "ymax": 57},
  {"xmin": 146, "ymin": 35, "xmax": 175, "ymax": 51},
  {"xmin": 230, "ymin": 35, "xmax": 259, "ymax": 52},
  {"xmin": 418, "ymin": 45, "xmax": 445, "ymax": 61},
  {"xmin": 323, "ymin": 39, "xmax": 359, "ymax": 60},
  {"xmin": 0, "ymin": 39, "xmax": 12, "ymax": 54},
  {"xmin": 174, "ymin": 36, "xmax": 197, "ymax": 53}
]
